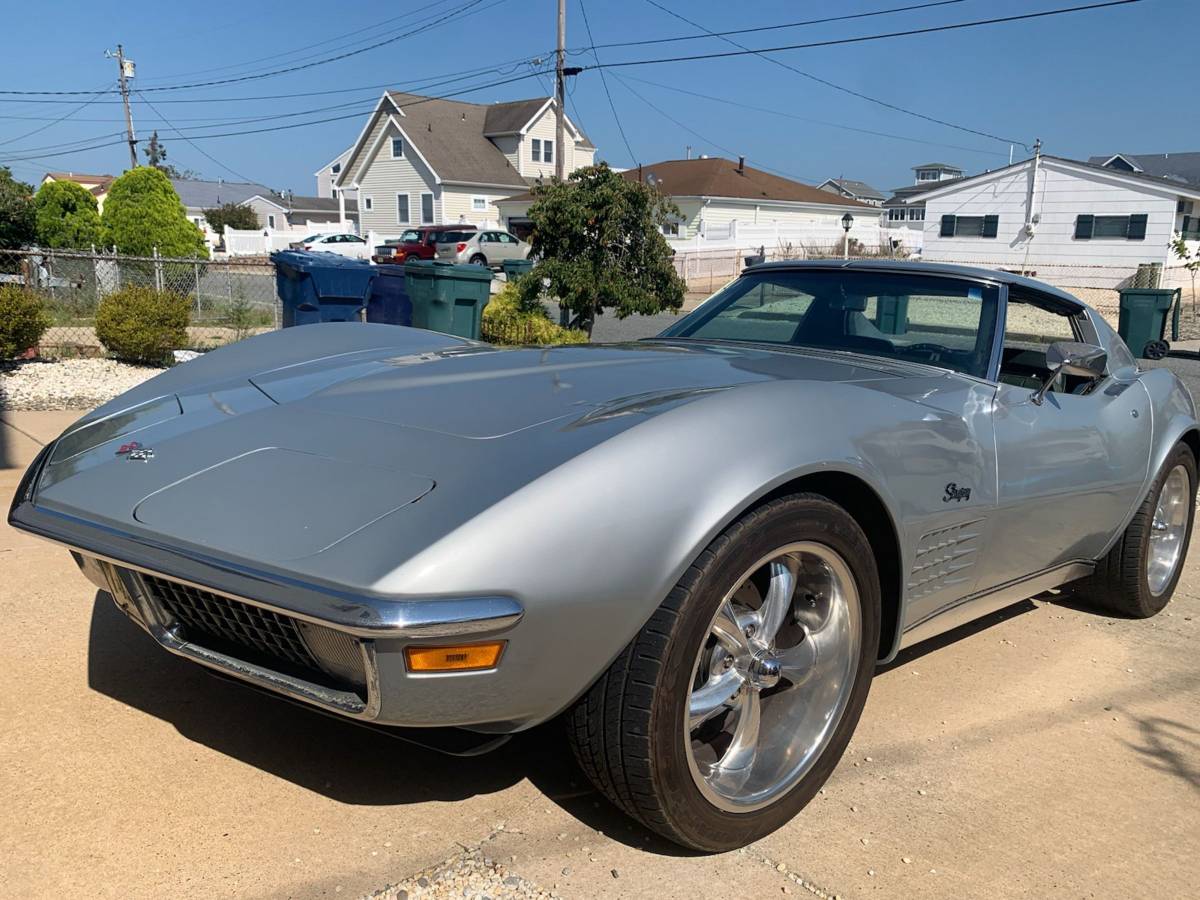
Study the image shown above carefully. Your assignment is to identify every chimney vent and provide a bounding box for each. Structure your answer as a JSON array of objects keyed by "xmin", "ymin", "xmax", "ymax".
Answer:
[{"xmin": 738, "ymin": 156, "xmax": 745, "ymax": 174}]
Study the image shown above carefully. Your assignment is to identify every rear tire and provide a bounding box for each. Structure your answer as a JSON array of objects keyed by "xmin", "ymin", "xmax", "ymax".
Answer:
[
  {"xmin": 1081, "ymin": 442, "xmax": 1196, "ymax": 618},
  {"xmin": 469, "ymin": 254, "xmax": 488, "ymax": 267},
  {"xmin": 567, "ymin": 494, "xmax": 880, "ymax": 852}
]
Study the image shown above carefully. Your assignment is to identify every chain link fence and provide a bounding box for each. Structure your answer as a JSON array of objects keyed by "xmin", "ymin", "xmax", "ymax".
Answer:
[{"xmin": 0, "ymin": 248, "xmax": 281, "ymax": 357}]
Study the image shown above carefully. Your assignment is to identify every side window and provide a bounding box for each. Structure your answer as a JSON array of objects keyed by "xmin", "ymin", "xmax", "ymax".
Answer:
[{"xmin": 999, "ymin": 294, "xmax": 1086, "ymax": 393}]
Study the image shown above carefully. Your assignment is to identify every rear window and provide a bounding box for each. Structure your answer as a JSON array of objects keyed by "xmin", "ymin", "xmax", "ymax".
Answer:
[
  {"xmin": 439, "ymin": 231, "xmax": 472, "ymax": 242},
  {"xmin": 660, "ymin": 268, "xmax": 1001, "ymax": 379}
]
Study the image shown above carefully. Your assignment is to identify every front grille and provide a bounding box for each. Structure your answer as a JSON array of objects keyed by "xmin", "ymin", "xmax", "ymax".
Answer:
[{"xmin": 137, "ymin": 573, "xmax": 366, "ymax": 695}]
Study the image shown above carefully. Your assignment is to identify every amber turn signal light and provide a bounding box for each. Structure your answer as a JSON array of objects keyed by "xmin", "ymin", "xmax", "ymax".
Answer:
[{"xmin": 405, "ymin": 641, "xmax": 505, "ymax": 672}]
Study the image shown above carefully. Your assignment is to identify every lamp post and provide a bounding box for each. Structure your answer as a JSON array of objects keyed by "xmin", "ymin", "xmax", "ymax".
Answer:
[{"xmin": 841, "ymin": 213, "xmax": 854, "ymax": 260}]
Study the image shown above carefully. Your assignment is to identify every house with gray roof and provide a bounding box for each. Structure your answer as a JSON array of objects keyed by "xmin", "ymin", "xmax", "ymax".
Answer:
[
  {"xmin": 1088, "ymin": 152, "xmax": 1200, "ymax": 188},
  {"xmin": 333, "ymin": 91, "xmax": 596, "ymax": 236},
  {"xmin": 817, "ymin": 178, "xmax": 886, "ymax": 206},
  {"xmin": 169, "ymin": 178, "xmax": 358, "ymax": 246}
]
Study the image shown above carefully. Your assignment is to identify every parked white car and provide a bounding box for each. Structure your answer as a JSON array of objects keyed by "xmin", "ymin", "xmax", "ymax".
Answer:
[
  {"xmin": 435, "ymin": 230, "xmax": 530, "ymax": 268},
  {"xmin": 289, "ymin": 233, "xmax": 370, "ymax": 259}
]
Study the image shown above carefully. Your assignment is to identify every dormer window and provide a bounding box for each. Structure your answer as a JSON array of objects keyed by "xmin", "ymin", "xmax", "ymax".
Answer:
[
  {"xmin": 917, "ymin": 169, "xmax": 940, "ymax": 181},
  {"xmin": 331, "ymin": 162, "xmax": 341, "ymax": 174}
]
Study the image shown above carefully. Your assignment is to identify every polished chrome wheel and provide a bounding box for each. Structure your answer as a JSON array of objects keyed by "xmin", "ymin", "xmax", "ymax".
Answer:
[
  {"xmin": 685, "ymin": 542, "xmax": 861, "ymax": 812},
  {"xmin": 1147, "ymin": 464, "xmax": 1190, "ymax": 596}
]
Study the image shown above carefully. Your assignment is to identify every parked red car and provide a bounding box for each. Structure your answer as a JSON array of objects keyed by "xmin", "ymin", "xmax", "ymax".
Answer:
[{"xmin": 372, "ymin": 224, "xmax": 478, "ymax": 264}]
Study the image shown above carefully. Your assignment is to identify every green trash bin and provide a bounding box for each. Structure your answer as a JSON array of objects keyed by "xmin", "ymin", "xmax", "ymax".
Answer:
[
  {"xmin": 404, "ymin": 259, "xmax": 493, "ymax": 339},
  {"xmin": 1117, "ymin": 287, "xmax": 1181, "ymax": 360},
  {"xmin": 501, "ymin": 258, "xmax": 534, "ymax": 281}
]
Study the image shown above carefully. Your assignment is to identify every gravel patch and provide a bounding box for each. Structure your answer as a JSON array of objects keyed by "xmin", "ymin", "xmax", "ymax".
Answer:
[
  {"xmin": 365, "ymin": 845, "xmax": 557, "ymax": 900},
  {"xmin": 0, "ymin": 358, "xmax": 163, "ymax": 411}
]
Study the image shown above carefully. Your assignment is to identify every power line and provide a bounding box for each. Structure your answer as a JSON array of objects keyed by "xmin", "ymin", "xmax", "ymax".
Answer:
[
  {"xmin": 617, "ymin": 73, "xmax": 1009, "ymax": 159},
  {"xmin": 0, "ymin": 53, "xmax": 548, "ymax": 105},
  {"xmin": 584, "ymin": 0, "xmax": 1141, "ymax": 148},
  {"xmin": 578, "ymin": 0, "xmax": 637, "ymax": 167},
  {"xmin": 0, "ymin": 68, "xmax": 550, "ymax": 164},
  {"xmin": 135, "ymin": 91, "xmax": 259, "ymax": 184},
  {"xmin": 573, "ymin": 0, "xmax": 968, "ymax": 52},
  {"xmin": 140, "ymin": 3, "xmax": 463, "ymax": 84},
  {"xmin": 0, "ymin": 83, "xmax": 113, "ymax": 148},
  {"xmin": 610, "ymin": 73, "xmax": 821, "ymax": 184},
  {"xmin": 0, "ymin": 0, "xmax": 504, "ymax": 96}
]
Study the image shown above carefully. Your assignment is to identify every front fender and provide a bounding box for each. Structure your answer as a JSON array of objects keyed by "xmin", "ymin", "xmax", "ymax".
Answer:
[{"xmin": 376, "ymin": 377, "xmax": 969, "ymax": 728}]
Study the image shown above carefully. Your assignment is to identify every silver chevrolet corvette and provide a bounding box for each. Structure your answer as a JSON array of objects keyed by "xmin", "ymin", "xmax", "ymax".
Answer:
[{"xmin": 11, "ymin": 261, "xmax": 1196, "ymax": 851}]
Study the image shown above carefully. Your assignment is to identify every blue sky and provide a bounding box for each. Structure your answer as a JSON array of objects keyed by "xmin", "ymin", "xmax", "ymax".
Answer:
[{"xmin": 0, "ymin": 0, "xmax": 1193, "ymax": 196}]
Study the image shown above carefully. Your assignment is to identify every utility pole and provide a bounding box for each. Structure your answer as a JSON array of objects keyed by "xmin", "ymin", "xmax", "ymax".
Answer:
[
  {"xmin": 555, "ymin": 0, "xmax": 566, "ymax": 183},
  {"xmin": 110, "ymin": 45, "xmax": 138, "ymax": 169}
]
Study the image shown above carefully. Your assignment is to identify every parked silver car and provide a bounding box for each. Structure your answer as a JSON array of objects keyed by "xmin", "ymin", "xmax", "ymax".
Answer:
[
  {"xmin": 435, "ymin": 229, "xmax": 529, "ymax": 267},
  {"xmin": 10, "ymin": 261, "xmax": 1196, "ymax": 852}
]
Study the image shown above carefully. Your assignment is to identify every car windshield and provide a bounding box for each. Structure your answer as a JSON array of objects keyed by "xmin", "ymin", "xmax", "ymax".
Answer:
[{"xmin": 658, "ymin": 268, "xmax": 1001, "ymax": 379}]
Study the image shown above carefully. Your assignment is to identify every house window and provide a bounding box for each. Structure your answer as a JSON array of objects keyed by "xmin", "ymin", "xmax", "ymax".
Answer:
[
  {"xmin": 331, "ymin": 187, "xmax": 338, "ymax": 199},
  {"xmin": 267, "ymin": 214, "xmax": 276, "ymax": 229},
  {"xmin": 331, "ymin": 162, "xmax": 341, "ymax": 174},
  {"xmin": 887, "ymin": 207, "xmax": 904, "ymax": 221},
  {"xmin": 917, "ymin": 169, "xmax": 939, "ymax": 181},
  {"xmin": 531, "ymin": 138, "xmax": 542, "ymax": 162},
  {"xmin": 939, "ymin": 214, "xmax": 999, "ymax": 238},
  {"xmin": 471, "ymin": 196, "xmax": 488, "ymax": 212},
  {"xmin": 1181, "ymin": 216, "xmax": 1200, "ymax": 239},
  {"xmin": 909, "ymin": 207, "xmax": 925, "ymax": 222},
  {"xmin": 391, "ymin": 138, "xmax": 404, "ymax": 159},
  {"xmin": 543, "ymin": 139, "xmax": 554, "ymax": 164},
  {"xmin": 1074, "ymin": 214, "xmax": 1147, "ymax": 240},
  {"xmin": 421, "ymin": 192, "xmax": 434, "ymax": 224},
  {"xmin": 661, "ymin": 221, "xmax": 680, "ymax": 236},
  {"xmin": 364, "ymin": 196, "xmax": 373, "ymax": 212},
  {"xmin": 397, "ymin": 193, "xmax": 410, "ymax": 224}
]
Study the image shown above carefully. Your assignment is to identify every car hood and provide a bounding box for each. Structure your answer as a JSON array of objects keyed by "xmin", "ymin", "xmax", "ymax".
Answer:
[{"xmin": 26, "ymin": 333, "xmax": 929, "ymax": 586}]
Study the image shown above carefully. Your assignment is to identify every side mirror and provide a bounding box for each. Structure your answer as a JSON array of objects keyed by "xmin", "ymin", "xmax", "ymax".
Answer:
[{"xmin": 1031, "ymin": 341, "xmax": 1107, "ymax": 405}]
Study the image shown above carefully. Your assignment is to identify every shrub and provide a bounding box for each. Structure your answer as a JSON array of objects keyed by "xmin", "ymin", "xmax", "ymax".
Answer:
[
  {"xmin": 482, "ymin": 280, "xmax": 588, "ymax": 345},
  {"xmin": 95, "ymin": 286, "xmax": 190, "ymax": 364},
  {"xmin": 34, "ymin": 180, "xmax": 102, "ymax": 248},
  {"xmin": 100, "ymin": 167, "xmax": 208, "ymax": 258},
  {"xmin": 0, "ymin": 285, "xmax": 51, "ymax": 358}
]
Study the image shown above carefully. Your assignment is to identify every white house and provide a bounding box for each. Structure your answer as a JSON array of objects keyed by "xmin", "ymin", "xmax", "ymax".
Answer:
[
  {"xmin": 880, "ymin": 162, "xmax": 966, "ymax": 250},
  {"xmin": 314, "ymin": 147, "xmax": 353, "ymax": 199},
  {"xmin": 908, "ymin": 155, "xmax": 1200, "ymax": 284},
  {"xmin": 817, "ymin": 178, "xmax": 886, "ymax": 207},
  {"xmin": 495, "ymin": 156, "xmax": 876, "ymax": 249},
  {"xmin": 333, "ymin": 91, "xmax": 596, "ymax": 238},
  {"xmin": 41, "ymin": 171, "xmax": 115, "ymax": 212}
]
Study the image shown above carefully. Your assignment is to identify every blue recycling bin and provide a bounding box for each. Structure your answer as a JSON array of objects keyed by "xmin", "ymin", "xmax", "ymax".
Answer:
[
  {"xmin": 366, "ymin": 264, "xmax": 413, "ymax": 326},
  {"xmin": 272, "ymin": 250, "xmax": 376, "ymax": 327}
]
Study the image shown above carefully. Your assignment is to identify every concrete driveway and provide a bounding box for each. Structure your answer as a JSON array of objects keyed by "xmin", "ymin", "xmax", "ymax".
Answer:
[{"xmin": 2, "ymin": 407, "xmax": 1198, "ymax": 900}]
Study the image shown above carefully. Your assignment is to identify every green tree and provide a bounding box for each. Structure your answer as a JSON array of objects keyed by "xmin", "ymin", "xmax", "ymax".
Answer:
[
  {"xmin": 1170, "ymin": 234, "xmax": 1200, "ymax": 315},
  {"xmin": 517, "ymin": 164, "xmax": 686, "ymax": 334},
  {"xmin": 143, "ymin": 130, "xmax": 167, "ymax": 168},
  {"xmin": 33, "ymin": 180, "xmax": 102, "ymax": 248},
  {"xmin": 0, "ymin": 167, "xmax": 36, "ymax": 250},
  {"xmin": 100, "ymin": 166, "xmax": 207, "ymax": 258},
  {"xmin": 202, "ymin": 202, "xmax": 260, "ymax": 237}
]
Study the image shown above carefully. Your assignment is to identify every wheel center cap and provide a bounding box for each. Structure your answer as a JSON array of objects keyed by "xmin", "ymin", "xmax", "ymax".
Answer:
[{"xmin": 749, "ymin": 654, "xmax": 781, "ymax": 689}]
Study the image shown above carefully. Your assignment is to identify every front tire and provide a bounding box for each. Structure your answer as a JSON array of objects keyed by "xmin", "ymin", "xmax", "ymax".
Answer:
[
  {"xmin": 567, "ymin": 494, "xmax": 880, "ymax": 851},
  {"xmin": 1081, "ymin": 442, "xmax": 1196, "ymax": 617}
]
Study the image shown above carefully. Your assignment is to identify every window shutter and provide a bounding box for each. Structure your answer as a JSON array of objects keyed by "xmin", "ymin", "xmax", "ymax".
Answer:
[
  {"xmin": 1074, "ymin": 215, "xmax": 1094, "ymax": 240},
  {"xmin": 940, "ymin": 215, "xmax": 956, "ymax": 237},
  {"xmin": 982, "ymin": 215, "xmax": 999, "ymax": 238},
  {"xmin": 1127, "ymin": 214, "xmax": 1148, "ymax": 240}
]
